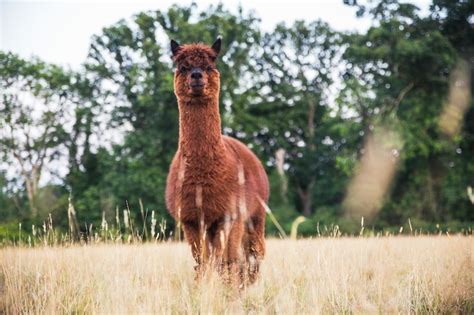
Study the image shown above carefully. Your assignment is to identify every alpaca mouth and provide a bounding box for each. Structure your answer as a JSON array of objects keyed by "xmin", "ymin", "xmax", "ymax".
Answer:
[{"xmin": 190, "ymin": 83, "xmax": 205, "ymax": 94}]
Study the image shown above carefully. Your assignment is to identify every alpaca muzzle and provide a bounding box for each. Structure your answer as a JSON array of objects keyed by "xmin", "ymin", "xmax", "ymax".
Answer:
[
  {"xmin": 190, "ymin": 82, "xmax": 205, "ymax": 95},
  {"xmin": 189, "ymin": 69, "xmax": 206, "ymax": 95}
]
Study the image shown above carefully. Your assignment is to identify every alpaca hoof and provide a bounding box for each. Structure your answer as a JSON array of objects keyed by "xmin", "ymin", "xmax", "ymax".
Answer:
[{"xmin": 194, "ymin": 264, "xmax": 205, "ymax": 281}]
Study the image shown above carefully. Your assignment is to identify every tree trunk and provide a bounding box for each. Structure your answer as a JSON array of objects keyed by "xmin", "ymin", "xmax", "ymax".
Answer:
[
  {"xmin": 297, "ymin": 180, "xmax": 315, "ymax": 217},
  {"xmin": 24, "ymin": 176, "xmax": 38, "ymax": 217},
  {"xmin": 275, "ymin": 148, "xmax": 288, "ymax": 202},
  {"xmin": 296, "ymin": 101, "xmax": 317, "ymax": 217},
  {"xmin": 307, "ymin": 102, "xmax": 316, "ymax": 150},
  {"xmin": 13, "ymin": 152, "xmax": 41, "ymax": 217}
]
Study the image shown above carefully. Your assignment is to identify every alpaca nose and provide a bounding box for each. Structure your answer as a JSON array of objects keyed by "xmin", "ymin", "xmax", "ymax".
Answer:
[{"xmin": 191, "ymin": 68, "xmax": 203, "ymax": 80}]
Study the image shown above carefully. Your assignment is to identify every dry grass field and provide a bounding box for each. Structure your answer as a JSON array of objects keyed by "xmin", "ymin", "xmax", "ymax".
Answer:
[{"xmin": 1, "ymin": 236, "xmax": 473, "ymax": 314}]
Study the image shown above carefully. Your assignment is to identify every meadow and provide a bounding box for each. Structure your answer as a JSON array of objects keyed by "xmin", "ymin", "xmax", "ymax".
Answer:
[{"xmin": 1, "ymin": 236, "xmax": 472, "ymax": 314}]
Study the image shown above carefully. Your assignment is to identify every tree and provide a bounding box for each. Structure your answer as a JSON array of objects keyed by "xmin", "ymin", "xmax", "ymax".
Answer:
[
  {"xmin": 343, "ymin": 0, "xmax": 463, "ymax": 223},
  {"xmin": 429, "ymin": 0, "xmax": 474, "ymax": 222},
  {"xmin": 0, "ymin": 52, "xmax": 74, "ymax": 217},
  {"xmin": 231, "ymin": 20, "xmax": 346, "ymax": 216}
]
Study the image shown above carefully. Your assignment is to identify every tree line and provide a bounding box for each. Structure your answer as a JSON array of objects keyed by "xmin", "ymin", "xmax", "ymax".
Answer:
[{"xmin": 1, "ymin": 0, "xmax": 473, "ymax": 239}]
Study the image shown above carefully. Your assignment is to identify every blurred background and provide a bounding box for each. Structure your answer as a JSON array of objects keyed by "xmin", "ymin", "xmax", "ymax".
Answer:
[{"xmin": 0, "ymin": 0, "xmax": 472, "ymax": 240}]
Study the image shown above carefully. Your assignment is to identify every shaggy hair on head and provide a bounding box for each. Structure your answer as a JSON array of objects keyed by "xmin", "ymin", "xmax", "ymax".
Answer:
[{"xmin": 172, "ymin": 43, "xmax": 218, "ymax": 63}]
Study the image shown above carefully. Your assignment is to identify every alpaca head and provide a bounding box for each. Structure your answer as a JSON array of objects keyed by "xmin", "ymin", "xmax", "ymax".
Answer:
[{"xmin": 171, "ymin": 38, "xmax": 221, "ymax": 102}]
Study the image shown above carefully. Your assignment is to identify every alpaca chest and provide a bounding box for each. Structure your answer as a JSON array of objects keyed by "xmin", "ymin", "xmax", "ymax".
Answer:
[{"xmin": 178, "ymin": 180, "xmax": 241, "ymax": 224}]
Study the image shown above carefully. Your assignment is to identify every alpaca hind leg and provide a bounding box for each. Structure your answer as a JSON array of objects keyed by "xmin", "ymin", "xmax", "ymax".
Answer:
[{"xmin": 245, "ymin": 214, "xmax": 265, "ymax": 284}]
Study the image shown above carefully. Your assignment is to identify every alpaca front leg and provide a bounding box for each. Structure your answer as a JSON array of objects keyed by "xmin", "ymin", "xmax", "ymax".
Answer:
[
  {"xmin": 225, "ymin": 220, "xmax": 245, "ymax": 285},
  {"xmin": 183, "ymin": 223, "xmax": 210, "ymax": 277},
  {"xmin": 210, "ymin": 224, "xmax": 227, "ymax": 273},
  {"xmin": 209, "ymin": 215, "xmax": 235, "ymax": 272}
]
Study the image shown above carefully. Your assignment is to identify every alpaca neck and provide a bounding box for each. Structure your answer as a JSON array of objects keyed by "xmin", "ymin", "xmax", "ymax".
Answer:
[{"xmin": 178, "ymin": 96, "xmax": 224, "ymax": 160}]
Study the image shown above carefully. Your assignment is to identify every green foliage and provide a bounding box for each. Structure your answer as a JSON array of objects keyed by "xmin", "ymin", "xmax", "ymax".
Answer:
[
  {"xmin": 0, "ymin": 1, "xmax": 473, "ymax": 240},
  {"xmin": 342, "ymin": 0, "xmax": 472, "ymax": 224},
  {"xmin": 231, "ymin": 20, "xmax": 351, "ymax": 216},
  {"xmin": 0, "ymin": 52, "xmax": 79, "ymax": 217},
  {"xmin": 0, "ymin": 221, "xmax": 20, "ymax": 244}
]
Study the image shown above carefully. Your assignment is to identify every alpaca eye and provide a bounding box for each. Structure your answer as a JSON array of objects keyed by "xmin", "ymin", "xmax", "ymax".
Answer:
[
  {"xmin": 206, "ymin": 65, "xmax": 213, "ymax": 72},
  {"xmin": 179, "ymin": 66, "xmax": 188, "ymax": 73}
]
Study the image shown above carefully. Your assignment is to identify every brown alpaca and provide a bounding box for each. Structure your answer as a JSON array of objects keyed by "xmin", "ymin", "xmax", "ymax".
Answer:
[{"xmin": 165, "ymin": 38, "xmax": 269, "ymax": 284}]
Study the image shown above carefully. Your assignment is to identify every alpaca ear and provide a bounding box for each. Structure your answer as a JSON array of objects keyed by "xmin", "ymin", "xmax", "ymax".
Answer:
[
  {"xmin": 171, "ymin": 39, "xmax": 181, "ymax": 57},
  {"xmin": 211, "ymin": 36, "xmax": 222, "ymax": 57}
]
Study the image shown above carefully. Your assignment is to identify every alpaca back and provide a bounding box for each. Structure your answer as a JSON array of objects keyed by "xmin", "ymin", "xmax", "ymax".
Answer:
[{"xmin": 223, "ymin": 136, "xmax": 269, "ymax": 206}]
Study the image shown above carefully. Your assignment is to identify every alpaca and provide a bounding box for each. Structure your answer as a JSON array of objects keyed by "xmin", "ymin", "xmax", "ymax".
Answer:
[{"xmin": 165, "ymin": 38, "xmax": 269, "ymax": 284}]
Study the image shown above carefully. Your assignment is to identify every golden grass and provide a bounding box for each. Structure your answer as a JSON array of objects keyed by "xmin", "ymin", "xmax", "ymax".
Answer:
[{"xmin": 1, "ymin": 236, "xmax": 473, "ymax": 314}]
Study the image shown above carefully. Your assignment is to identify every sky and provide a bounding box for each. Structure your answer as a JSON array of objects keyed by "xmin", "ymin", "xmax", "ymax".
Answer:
[{"xmin": 1, "ymin": 0, "xmax": 431, "ymax": 69}]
